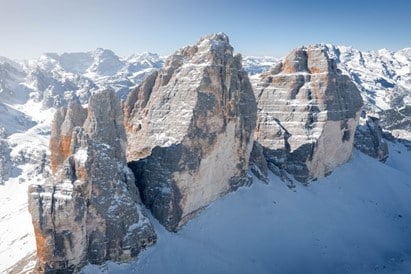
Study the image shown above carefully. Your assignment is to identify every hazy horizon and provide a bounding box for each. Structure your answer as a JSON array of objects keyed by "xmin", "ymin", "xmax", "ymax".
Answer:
[{"xmin": 1, "ymin": 0, "xmax": 410, "ymax": 59}]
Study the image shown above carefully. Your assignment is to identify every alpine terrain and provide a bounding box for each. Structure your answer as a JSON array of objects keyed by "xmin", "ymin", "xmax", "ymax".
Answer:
[{"xmin": 0, "ymin": 34, "xmax": 410, "ymax": 274}]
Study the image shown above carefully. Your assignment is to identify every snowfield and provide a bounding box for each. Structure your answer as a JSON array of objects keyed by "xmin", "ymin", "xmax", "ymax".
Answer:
[{"xmin": 0, "ymin": 171, "xmax": 38, "ymax": 273}]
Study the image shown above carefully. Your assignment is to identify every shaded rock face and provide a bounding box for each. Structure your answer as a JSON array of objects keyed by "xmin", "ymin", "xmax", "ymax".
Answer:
[
  {"xmin": 355, "ymin": 112, "xmax": 389, "ymax": 161},
  {"xmin": 0, "ymin": 139, "xmax": 11, "ymax": 184},
  {"xmin": 28, "ymin": 90, "xmax": 156, "ymax": 273},
  {"xmin": 124, "ymin": 33, "xmax": 257, "ymax": 231},
  {"xmin": 249, "ymin": 142, "xmax": 269, "ymax": 184},
  {"xmin": 253, "ymin": 45, "xmax": 363, "ymax": 183}
]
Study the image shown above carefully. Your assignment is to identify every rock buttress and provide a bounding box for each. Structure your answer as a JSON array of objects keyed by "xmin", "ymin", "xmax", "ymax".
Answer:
[
  {"xmin": 29, "ymin": 90, "xmax": 156, "ymax": 273},
  {"xmin": 253, "ymin": 45, "xmax": 363, "ymax": 183},
  {"xmin": 125, "ymin": 33, "xmax": 257, "ymax": 231}
]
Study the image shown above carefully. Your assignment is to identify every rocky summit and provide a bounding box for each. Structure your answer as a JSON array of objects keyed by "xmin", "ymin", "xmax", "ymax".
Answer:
[
  {"xmin": 252, "ymin": 45, "xmax": 363, "ymax": 183},
  {"xmin": 28, "ymin": 90, "xmax": 156, "ymax": 273},
  {"xmin": 124, "ymin": 33, "xmax": 257, "ymax": 231}
]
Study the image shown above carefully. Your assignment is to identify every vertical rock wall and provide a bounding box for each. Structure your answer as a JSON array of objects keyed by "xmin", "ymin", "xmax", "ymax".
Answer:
[
  {"xmin": 125, "ymin": 33, "xmax": 257, "ymax": 231},
  {"xmin": 252, "ymin": 45, "xmax": 363, "ymax": 183},
  {"xmin": 29, "ymin": 90, "xmax": 156, "ymax": 273}
]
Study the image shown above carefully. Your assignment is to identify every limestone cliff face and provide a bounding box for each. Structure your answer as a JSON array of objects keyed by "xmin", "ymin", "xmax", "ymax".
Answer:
[
  {"xmin": 124, "ymin": 33, "xmax": 257, "ymax": 231},
  {"xmin": 252, "ymin": 45, "xmax": 363, "ymax": 183},
  {"xmin": 49, "ymin": 98, "xmax": 87, "ymax": 173},
  {"xmin": 28, "ymin": 90, "xmax": 156, "ymax": 273},
  {"xmin": 354, "ymin": 112, "xmax": 388, "ymax": 161}
]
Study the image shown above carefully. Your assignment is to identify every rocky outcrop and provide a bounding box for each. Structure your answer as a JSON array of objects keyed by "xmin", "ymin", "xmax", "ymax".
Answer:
[
  {"xmin": 124, "ymin": 33, "xmax": 257, "ymax": 231},
  {"xmin": 354, "ymin": 112, "xmax": 389, "ymax": 161},
  {"xmin": 0, "ymin": 139, "xmax": 11, "ymax": 184},
  {"xmin": 249, "ymin": 142, "xmax": 269, "ymax": 183},
  {"xmin": 49, "ymin": 98, "xmax": 87, "ymax": 173},
  {"xmin": 28, "ymin": 90, "xmax": 156, "ymax": 273},
  {"xmin": 253, "ymin": 45, "xmax": 363, "ymax": 183}
]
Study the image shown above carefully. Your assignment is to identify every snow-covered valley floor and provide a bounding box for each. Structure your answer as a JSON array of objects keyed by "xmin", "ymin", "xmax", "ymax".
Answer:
[{"xmin": 1, "ymin": 142, "xmax": 411, "ymax": 274}]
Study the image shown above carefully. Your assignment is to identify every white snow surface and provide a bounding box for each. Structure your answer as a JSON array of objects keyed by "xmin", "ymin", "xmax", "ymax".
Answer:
[
  {"xmin": 80, "ymin": 142, "xmax": 411, "ymax": 274},
  {"xmin": 74, "ymin": 148, "xmax": 88, "ymax": 165},
  {"xmin": 242, "ymin": 56, "xmax": 278, "ymax": 75},
  {"xmin": 0, "ymin": 169, "xmax": 40, "ymax": 273}
]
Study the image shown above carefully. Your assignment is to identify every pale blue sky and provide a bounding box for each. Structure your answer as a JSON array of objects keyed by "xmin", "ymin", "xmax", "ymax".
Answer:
[{"xmin": 0, "ymin": 0, "xmax": 410, "ymax": 59}]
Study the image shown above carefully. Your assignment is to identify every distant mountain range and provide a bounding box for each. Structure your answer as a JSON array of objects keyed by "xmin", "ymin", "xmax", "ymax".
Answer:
[
  {"xmin": 0, "ymin": 49, "xmax": 164, "ymax": 109},
  {"xmin": 2, "ymin": 45, "xmax": 410, "ymax": 111}
]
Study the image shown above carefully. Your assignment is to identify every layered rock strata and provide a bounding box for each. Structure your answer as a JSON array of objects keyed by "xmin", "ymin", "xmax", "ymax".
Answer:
[
  {"xmin": 124, "ymin": 33, "xmax": 257, "ymax": 231},
  {"xmin": 28, "ymin": 90, "xmax": 156, "ymax": 273},
  {"xmin": 252, "ymin": 45, "xmax": 363, "ymax": 183}
]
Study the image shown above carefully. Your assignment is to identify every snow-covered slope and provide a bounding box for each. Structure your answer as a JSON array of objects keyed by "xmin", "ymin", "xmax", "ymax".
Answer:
[
  {"xmin": 323, "ymin": 45, "xmax": 411, "ymax": 141},
  {"xmin": 242, "ymin": 56, "xmax": 278, "ymax": 75},
  {"xmin": 22, "ymin": 49, "xmax": 164, "ymax": 106},
  {"xmin": 326, "ymin": 46, "xmax": 411, "ymax": 111}
]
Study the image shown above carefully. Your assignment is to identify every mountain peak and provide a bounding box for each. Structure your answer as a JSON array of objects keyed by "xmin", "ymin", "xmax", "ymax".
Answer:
[
  {"xmin": 126, "ymin": 52, "xmax": 161, "ymax": 63},
  {"xmin": 199, "ymin": 32, "xmax": 229, "ymax": 43},
  {"xmin": 124, "ymin": 33, "xmax": 256, "ymax": 232},
  {"xmin": 92, "ymin": 48, "xmax": 119, "ymax": 58},
  {"xmin": 197, "ymin": 32, "xmax": 231, "ymax": 52}
]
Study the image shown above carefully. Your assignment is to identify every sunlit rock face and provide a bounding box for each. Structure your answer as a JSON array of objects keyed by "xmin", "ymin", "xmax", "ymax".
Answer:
[
  {"xmin": 124, "ymin": 33, "xmax": 257, "ymax": 231},
  {"xmin": 252, "ymin": 45, "xmax": 363, "ymax": 183},
  {"xmin": 28, "ymin": 90, "xmax": 156, "ymax": 273}
]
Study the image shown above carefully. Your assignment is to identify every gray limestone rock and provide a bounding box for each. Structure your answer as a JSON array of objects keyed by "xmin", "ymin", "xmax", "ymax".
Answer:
[
  {"xmin": 253, "ymin": 45, "xmax": 363, "ymax": 183},
  {"xmin": 0, "ymin": 139, "xmax": 12, "ymax": 184},
  {"xmin": 125, "ymin": 33, "xmax": 257, "ymax": 231},
  {"xmin": 249, "ymin": 142, "xmax": 269, "ymax": 184},
  {"xmin": 49, "ymin": 98, "xmax": 87, "ymax": 173},
  {"xmin": 354, "ymin": 112, "xmax": 389, "ymax": 161},
  {"xmin": 28, "ymin": 90, "xmax": 156, "ymax": 273}
]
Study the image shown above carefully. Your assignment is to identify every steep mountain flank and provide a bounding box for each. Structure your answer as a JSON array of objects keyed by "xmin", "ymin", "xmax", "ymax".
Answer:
[
  {"xmin": 252, "ymin": 45, "xmax": 363, "ymax": 183},
  {"xmin": 124, "ymin": 33, "xmax": 257, "ymax": 231},
  {"xmin": 28, "ymin": 90, "xmax": 156, "ymax": 273}
]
